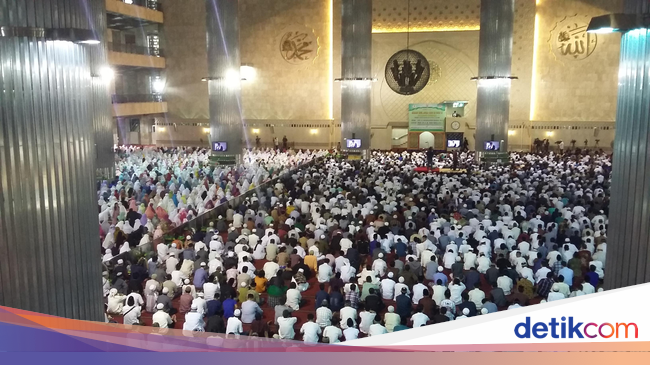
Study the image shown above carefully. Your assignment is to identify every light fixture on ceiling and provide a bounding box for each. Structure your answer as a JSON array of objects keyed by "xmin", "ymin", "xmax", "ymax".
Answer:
[
  {"xmin": 98, "ymin": 66, "xmax": 115, "ymax": 82},
  {"xmin": 240, "ymin": 64, "xmax": 256, "ymax": 81},
  {"xmin": 587, "ymin": 13, "xmax": 646, "ymax": 34}
]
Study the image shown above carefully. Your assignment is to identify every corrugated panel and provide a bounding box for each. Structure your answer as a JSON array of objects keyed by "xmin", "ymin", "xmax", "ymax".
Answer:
[
  {"xmin": 340, "ymin": 0, "xmax": 372, "ymax": 153},
  {"xmin": 605, "ymin": 26, "xmax": 650, "ymax": 290},
  {"xmin": 475, "ymin": 0, "xmax": 514, "ymax": 152},
  {"xmin": 0, "ymin": 0, "xmax": 104, "ymax": 321},
  {"xmin": 205, "ymin": 0, "xmax": 244, "ymax": 154}
]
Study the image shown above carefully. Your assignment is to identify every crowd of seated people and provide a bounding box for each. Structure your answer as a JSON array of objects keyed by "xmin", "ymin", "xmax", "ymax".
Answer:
[
  {"xmin": 99, "ymin": 146, "xmax": 327, "ymax": 261},
  {"xmin": 103, "ymin": 149, "xmax": 610, "ymax": 342}
]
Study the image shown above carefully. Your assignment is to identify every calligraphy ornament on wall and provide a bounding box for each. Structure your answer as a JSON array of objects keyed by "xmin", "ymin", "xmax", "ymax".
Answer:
[
  {"xmin": 279, "ymin": 25, "xmax": 320, "ymax": 65},
  {"xmin": 385, "ymin": 50, "xmax": 430, "ymax": 95},
  {"xmin": 549, "ymin": 15, "xmax": 598, "ymax": 62}
]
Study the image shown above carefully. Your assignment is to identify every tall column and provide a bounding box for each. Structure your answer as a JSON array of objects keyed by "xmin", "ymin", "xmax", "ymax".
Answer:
[
  {"xmin": 475, "ymin": 0, "xmax": 515, "ymax": 154},
  {"xmin": 0, "ymin": 0, "xmax": 105, "ymax": 321},
  {"xmin": 206, "ymin": 0, "xmax": 243, "ymax": 164},
  {"xmin": 604, "ymin": 0, "xmax": 650, "ymax": 290},
  {"xmin": 90, "ymin": 0, "xmax": 116, "ymax": 179},
  {"xmin": 340, "ymin": 0, "xmax": 372, "ymax": 156}
]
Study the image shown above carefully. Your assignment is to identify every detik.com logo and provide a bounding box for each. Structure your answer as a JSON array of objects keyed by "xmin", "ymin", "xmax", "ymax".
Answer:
[{"xmin": 515, "ymin": 317, "xmax": 638, "ymax": 339}]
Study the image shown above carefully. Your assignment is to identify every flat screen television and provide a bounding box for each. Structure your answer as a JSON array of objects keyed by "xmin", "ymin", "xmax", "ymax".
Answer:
[
  {"xmin": 212, "ymin": 141, "xmax": 228, "ymax": 152},
  {"xmin": 346, "ymin": 139, "xmax": 362, "ymax": 149},
  {"xmin": 447, "ymin": 139, "xmax": 461, "ymax": 148},
  {"xmin": 484, "ymin": 141, "xmax": 500, "ymax": 151}
]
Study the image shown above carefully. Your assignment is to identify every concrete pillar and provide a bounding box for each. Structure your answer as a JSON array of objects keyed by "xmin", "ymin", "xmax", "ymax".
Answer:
[
  {"xmin": 340, "ymin": 0, "xmax": 372, "ymax": 156},
  {"xmin": 475, "ymin": 0, "xmax": 515, "ymax": 155},
  {"xmin": 0, "ymin": 0, "xmax": 105, "ymax": 321},
  {"xmin": 206, "ymin": 0, "xmax": 243, "ymax": 164},
  {"xmin": 604, "ymin": 0, "xmax": 650, "ymax": 289}
]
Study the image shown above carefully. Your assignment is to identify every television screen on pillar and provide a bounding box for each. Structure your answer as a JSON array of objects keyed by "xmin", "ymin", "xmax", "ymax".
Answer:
[
  {"xmin": 484, "ymin": 141, "xmax": 500, "ymax": 151},
  {"xmin": 212, "ymin": 142, "xmax": 228, "ymax": 152},
  {"xmin": 346, "ymin": 139, "xmax": 362, "ymax": 149},
  {"xmin": 447, "ymin": 139, "xmax": 461, "ymax": 148}
]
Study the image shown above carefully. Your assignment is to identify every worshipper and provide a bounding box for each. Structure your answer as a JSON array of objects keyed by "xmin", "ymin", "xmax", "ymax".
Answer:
[
  {"xmin": 343, "ymin": 318, "xmax": 360, "ymax": 341},
  {"xmin": 300, "ymin": 314, "xmax": 322, "ymax": 343},
  {"xmin": 241, "ymin": 293, "xmax": 263, "ymax": 324},
  {"xmin": 323, "ymin": 317, "xmax": 343, "ymax": 343},
  {"xmin": 152, "ymin": 303, "xmax": 173, "ymax": 329},
  {"xmin": 277, "ymin": 310, "xmax": 298, "ymax": 340},
  {"xmin": 225, "ymin": 309, "xmax": 244, "ymax": 335},
  {"xmin": 183, "ymin": 304, "xmax": 205, "ymax": 332},
  {"xmin": 316, "ymin": 300, "xmax": 333, "ymax": 328}
]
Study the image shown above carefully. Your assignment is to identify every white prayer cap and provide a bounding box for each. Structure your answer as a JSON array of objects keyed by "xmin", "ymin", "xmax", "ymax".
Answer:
[
  {"xmin": 212, "ymin": 235, "xmax": 219, "ymax": 240},
  {"xmin": 228, "ymin": 251, "xmax": 234, "ymax": 257},
  {"xmin": 481, "ymin": 308, "xmax": 489, "ymax": 315},
  {"xmin": 190, "ymin": 303, "xmax": 198, "ymax": 310},
  {"xmin": 184, "ymin": 279, "xmax": 190, "ymax": 284},
  {"xmin": 298, "ymin": 268, "xmax": 304, "ymax": 273},
  {"xmin": 455, "ymin": 256, "xmax": 461, "ymax": 262},
  {"xmin": 320, "ymin": 234, "xmax": 326, "ymax": 239},
  {"xmin": 462, "ymin": 240, "xmax": 468, "ymax": 244},
  {"xmin": 156, "ymin": 303, "xmax": 164, "ymax": 310},
  {"xmin": 149, "ymin": 285, "xmax": 157, "ymax": 291},
  {"xmin": 241, "ymin": 282, "xmax": 247, "ymax": 287},
  {"xmin": 234, "ymin": 309, "xmax": 241, "ymax": 317},
  {"xmin": 388, "ymin": 306, "xmax": 395, "ymax": 313},
  {"xmin": 201, "ymin": 262, "xmax": 206, "ymax": 266},
  {"xmin": 117, "ymin": 259, "xmax": 123, "ymax": 264},
  {"xmin": 388, "ymin": 272, "xmax": 394, "ymax": 278},
  {"xmin": 162, "ymin": 287, "xmax": 169, "ymax": 294},
  {"xmin": 218, "ymin": 215, "xmax": 223, "ymax": 219},
  {"xmin": 384, "ymin": 222, "xmax": 389, "ymax": 226},
  {"xmin": 399, "ymin": 277, "xmax": 405, "ymax": 283},
  {"xmin": 171, "ymin": 243, "xmax": 177, "ymax": 248},
  {"xmin": 378, "ymin": 253, "xmax": 384, "ymax": 258},
  {"xmin": 462, "ymin": 308, "xmax": 470, "ymax": 315},
  {"xmin": 105, "ymin": 249, "xmax": 111, "ymax": 254},
  {"xmin": 186, "ymin": 235, "xmax": 192, "ymax": 240},
  {"xmin": 438, "ymin": 266, "xmax": 444, "ymax": 272},
  {"xmin": 551, "ymin": 284, "xmax": 559, "ymax": 292},
  {"xmin": 169, "ymin": 252, "xmax": 175, "ymax": 256},
  {"xmin": 198, "ymin": 292, "xmax": 204, "ymax": 297}
]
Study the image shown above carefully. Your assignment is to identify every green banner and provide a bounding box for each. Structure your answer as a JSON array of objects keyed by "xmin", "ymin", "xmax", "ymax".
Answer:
[{"xmin": 408, "ymin": 103, "xmax": 446, "ymax": 132}]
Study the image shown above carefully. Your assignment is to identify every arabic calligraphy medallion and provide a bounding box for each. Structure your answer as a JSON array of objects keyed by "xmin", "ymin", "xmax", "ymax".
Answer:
[
  {"xmin": 550, "ymin": 15, "xmax": 597, "ymax": 62},
  {"xmin": 279, "ymin": 26, "xmax": 319, "ymax": 65}
]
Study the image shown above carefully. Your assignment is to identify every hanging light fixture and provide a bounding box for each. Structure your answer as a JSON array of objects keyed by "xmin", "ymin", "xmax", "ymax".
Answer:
[{"xmin": 384, "ymin": 0, "xmax": 430, "ymax": 95}]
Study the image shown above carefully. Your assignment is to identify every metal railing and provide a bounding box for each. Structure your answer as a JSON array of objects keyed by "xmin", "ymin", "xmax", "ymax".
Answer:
[
  {"xmin": 108, "ymin": 42, "xmax": 163, "ymax": 57},
  {"xmin": 111, "ymin": 94, "xmax": 164, "ymax": 103},
  {"xmin": 122, "ymin": 0, "xmax": 162, "ymax": 11}
]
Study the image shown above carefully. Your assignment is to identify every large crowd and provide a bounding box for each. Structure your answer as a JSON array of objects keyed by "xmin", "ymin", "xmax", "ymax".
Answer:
[
  {"xmin": 102, "ymin": 148, "xmax": 611, "ymax": 343},
  {"xmin": 98, "ymin": 147, "xmax": 326, "ymax": 257}
]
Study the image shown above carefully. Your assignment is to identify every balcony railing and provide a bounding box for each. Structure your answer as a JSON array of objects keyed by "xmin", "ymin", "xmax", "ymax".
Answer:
[
  {"xmin": 108, "ymin": 42, "xmax": 163, "ymax": 57},
  {"xmin": 122, "ymin": 0, "xmax": 162, "ymax": 11},
  {"xmin": 112, "ymin": 94, "xmax": 164, "ymax": 104}
]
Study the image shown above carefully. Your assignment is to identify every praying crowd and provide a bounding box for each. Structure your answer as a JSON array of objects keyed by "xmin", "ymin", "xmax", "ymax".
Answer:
[
  {"xmin": 99, "ymin": 147, "xmax": 326, "ymax": 257},
  {"xmin": 102, "ymin": 148, "xmax": 611, "ymax": 342}
]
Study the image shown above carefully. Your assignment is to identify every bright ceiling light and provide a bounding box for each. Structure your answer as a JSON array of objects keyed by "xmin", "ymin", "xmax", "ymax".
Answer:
[
  {"xmin": 99, "ymin": 66, "xmax": 114, "ymax": 82},
  {"xmin": 240, "ymin": 65, "xmax": 256, "ymax": 81}
]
